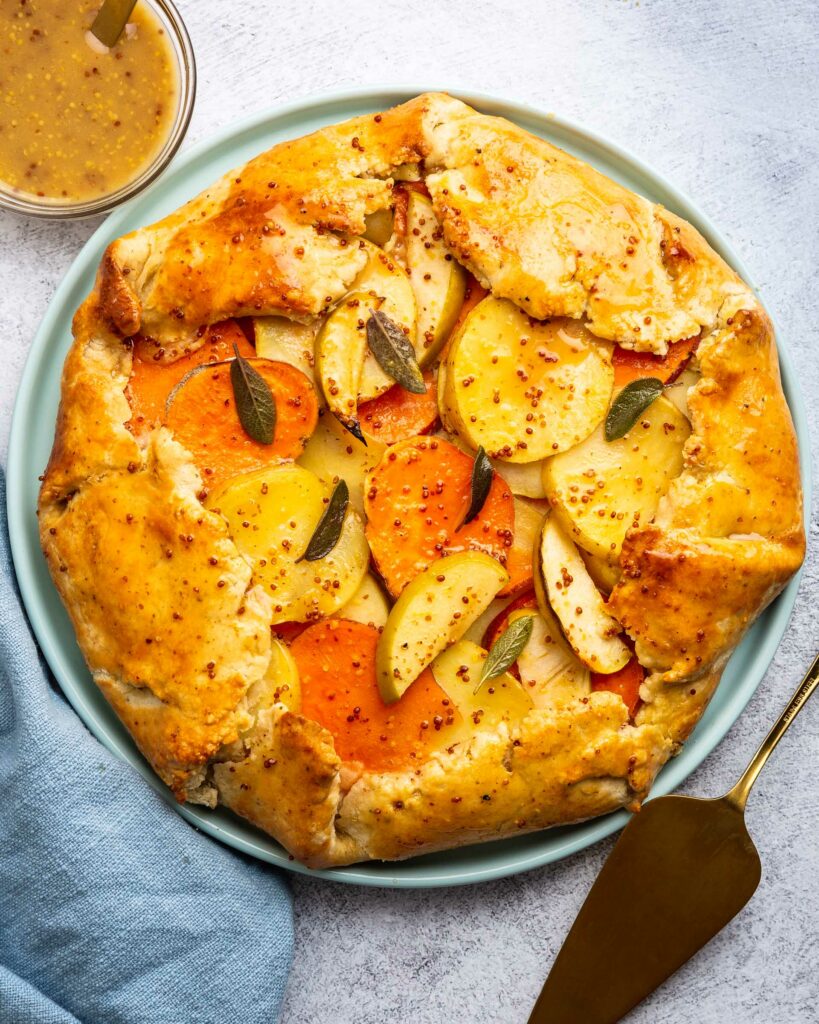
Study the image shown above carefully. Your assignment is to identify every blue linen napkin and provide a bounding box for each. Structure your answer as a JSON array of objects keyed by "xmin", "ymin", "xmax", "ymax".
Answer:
[{"xmin": 0, "ymin": 471, "xmax": 294, "ymax": 1024}]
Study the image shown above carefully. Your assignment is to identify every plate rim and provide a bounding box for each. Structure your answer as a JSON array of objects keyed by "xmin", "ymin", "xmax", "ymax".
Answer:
[{"xmin": 7, "ymin": 85, "xmax": 811, "ymax": 888}]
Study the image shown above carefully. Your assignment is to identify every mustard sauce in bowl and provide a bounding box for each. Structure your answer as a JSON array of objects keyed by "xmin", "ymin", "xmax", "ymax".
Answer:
[{"xmin": 0, "ymin": 0, "xmax": 194, "ymax": 217}]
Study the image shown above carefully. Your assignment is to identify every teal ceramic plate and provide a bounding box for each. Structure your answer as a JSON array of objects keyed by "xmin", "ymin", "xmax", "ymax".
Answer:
[{"xmin": 7, "ymin": 88, "xmax": 810, "ymax": 888}]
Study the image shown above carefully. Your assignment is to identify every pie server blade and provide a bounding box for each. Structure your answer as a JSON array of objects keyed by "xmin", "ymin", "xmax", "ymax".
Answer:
[{"xmin": 528, "ymin": 651, "xmax": 819, "ymax": 1024}]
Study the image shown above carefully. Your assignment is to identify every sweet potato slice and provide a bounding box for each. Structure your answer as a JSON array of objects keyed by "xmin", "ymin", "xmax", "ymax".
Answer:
[
  {"xmin": 293, "ymin": 619, "xmax": 462, "ymax": 772},
  {"xmin": 612, "ymin": 335, "xmax": 699, "ymax": 387},
  {"xmin": 127, "ymin": 319, "xmax": 255, "ymax": 436},
  {"xmin": 364, "ymin": 436, "xmax": 514, "ymax": 597},
  {"xmin": 165, "ymin": 359, "xmax": 318, "ymax": 491},
  {"xmin": 591, "ymin": 656, "xmax": 644, "ymax": 718},
  {"xmin": 358, "ymin": 371, "xmax": 439, "ymax": 445}
]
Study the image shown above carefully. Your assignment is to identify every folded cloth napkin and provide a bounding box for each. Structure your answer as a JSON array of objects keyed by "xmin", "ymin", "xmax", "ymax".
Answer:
[{"xmin": 0, "ymin": 471, "xmax": 293, "ymax": 1024}]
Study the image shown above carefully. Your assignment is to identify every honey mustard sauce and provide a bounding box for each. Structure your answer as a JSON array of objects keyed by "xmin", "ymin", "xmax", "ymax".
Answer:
[{"xmin": 0, "ymin": 0, "xmax": 178, "ymax": 202}]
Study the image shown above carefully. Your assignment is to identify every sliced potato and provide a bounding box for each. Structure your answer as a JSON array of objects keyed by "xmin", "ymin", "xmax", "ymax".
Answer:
[
  {"xmin": 432, "ymin": 639, "xmax": 533, "ymax": 729},
  {"xmin": 509, "ymin": 608, "xmax": 590, "ymax": 710},
  {"xmin": 448, "ymin": 433, "xmax": 547, "ymax": 498},
  {"xmin": 445, "ymin": 296, "xmax": 613, "ymax": 462},
  {"xmin": 542, "ymin": 393, "xmax": 690, "ymax": 559},
  {"xmin": 208, "ymin": 465, "xmax": 369, "ymax": 624},
  {"xmin": 376, "ymin": 551, "xmax": 509, "ymax": 703},
  {"xmin": 352, "ymin": 241, "xmax": 418, "ymax": 401},
  {"xmin": 339, "ymin": 573, "xmax": 390, "ymax": 630},
  {"xmin": 406, "ymin": 192, "xmax": 467, "ymax": 364},
  {"xmin": 248, "ymin": 638, "xmax": 301, "ymax": 713},
  {"xmin": 253, "ymin": 316, "xmax": 317, "ymax": 387},
  {"xmin": 298, "ymin": 409, "xmax": 385, "ymax": 517},
  {"xmin": 539, "ymin": 517, "xmax": 630, "ymax": 673},
  {"xmin": 315, "ymin": 291, "xmax": 373, "ymax": 434}
]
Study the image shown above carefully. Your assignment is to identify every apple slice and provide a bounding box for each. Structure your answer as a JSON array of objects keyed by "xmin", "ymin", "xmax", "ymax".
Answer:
[
  {"xmin": 362, "ymin": 207, "xmax": 394, "ymax": 248},
  {"xmin": 580, "ymin": 549, "xmax": 622, "ymax": 595},
  {"xmin": 405, "ymin": 191, "xmax": 467, "ymax": 365},
  {"xmin": 297, "ymin": 409, "xmax": 385, "ymax": 517},
  {"xmin": 208, "ymin": 465, "xmax": 369, "ymax": 624},
  {"xmin": 253, "ymin": 316, "xmax": 317, "ymax": 388},
  {"xmin": 509, "ymin": 608, "xmax": 590, "ymax": 709},
  {"xmin": 352, "ymin": 241, "xmax": 418, "ymax": 401},
  {"xmin": 376, "ymin": 551, "xmax": 509, "ymax": 703},
  {"xmin": 431, "ymin": 639, "xmax": 533, "ymax": 729},
  {"xmin": 538, "ymin": 517, "xmax": 630, "ymax": 674},
  {"xmin": 542, "ymin": 393, "xmax": 690, "ymax": 559},
  {"xmin": 247, "ymin": 638, "xmax": 301, "ymax": 713},
  {"xmin": 444, "ymin": 297, "xmax": 614, "ymax": 462},
  {"xmin": 315, "ymin": 291, "xmax": 372, "ymax": 436},
  {"xmin": 339, "ymin": 573, "xmax": 391, "ymax": 630},
  {"xmin": 498, "ymin": 497, "xmax": 544, "ymax": 598}
]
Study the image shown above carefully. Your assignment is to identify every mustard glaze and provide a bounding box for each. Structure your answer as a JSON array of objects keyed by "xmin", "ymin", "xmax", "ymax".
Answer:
[{"xmin": 0, "ymin": 0, "xmax": 178, "ymax": 202}]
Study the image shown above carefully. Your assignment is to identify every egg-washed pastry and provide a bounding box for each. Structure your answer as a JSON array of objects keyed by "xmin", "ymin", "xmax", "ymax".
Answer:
[{"xmin": 39, "ymin": 94, "xmax": 804, "ymax": 867}]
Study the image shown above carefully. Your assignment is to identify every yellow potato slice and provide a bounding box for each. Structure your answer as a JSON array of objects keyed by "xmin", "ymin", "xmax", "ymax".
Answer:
[
  {"xmin": 448, "ymin": 431, "xmax": 547, "ymax": 498},
  {"xmin": 431, "ymin": 639, "xmax": 533, "ymax": 729},
  {"xmin": 405, "ymin": 192, "xmax": 467, "ymax": 364},
  {"xmin": 542, "ymin": 394, "xmax": 690, "ymax": 559},
  {"xmin": 208, "ymin": 465, "xmax": 369, "ymax": 625},
  {"xmin": 298, "ymin": 409, "xmax": 385, "ymax": 517},
  {"xmin": 539, "ymin": 517, "xmax": 630, "ymax": 674},
  {"xmin": 376, "ymin": 551, "xmax": 509, "ymax": 703},
  {"xmin": 445, "ymin": 296, "xmax": 613, "ymax": 462},
  {"xmin": 253, "ymin": 316, "xmax": 317, "ymax": 388},
  {"xmin": 352, "ymin": 240, "xmax": 418, "ymax": 401},
  {"xmin": 339, "ymin": 573, "xmax": 390, "ymax": 630},
  {"xmin": 508, "ymin": 608, "xmax": 590, "ymax": 710}
]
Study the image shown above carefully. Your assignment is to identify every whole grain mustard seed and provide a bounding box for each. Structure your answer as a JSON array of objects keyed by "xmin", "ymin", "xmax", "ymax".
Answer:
[{"xmin": 0, "ymin": 0, "xmax": 178, "ymax": 202}]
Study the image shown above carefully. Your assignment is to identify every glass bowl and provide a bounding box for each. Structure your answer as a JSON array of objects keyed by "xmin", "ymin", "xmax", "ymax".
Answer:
[{"xmin": 0, "ymin": 0, "xmax": 196, "ymax": 220}]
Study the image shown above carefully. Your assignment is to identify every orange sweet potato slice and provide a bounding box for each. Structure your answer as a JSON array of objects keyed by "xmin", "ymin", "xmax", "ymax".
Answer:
[
  {"xmin": 591, "ymin": 656, "xmax": 644, "ymax": 718},
  {"xmin": 164, "ymin": 358, "xmax": 318, "ymax": 491},
  {"xmin": 293, "ymin": 619, "xmax": 461, "ymax": 772},
  {"xmin": 612, "ymin": 335, "xmax": 699, "ymax": 387},
  {"xmin": 358, "ymin": 371, "xmax": 439, "ymax": 445},
  {"xmin": 127, "ymin": 319, "xmax": 255, "ymax": 436},
  {"xmin": 364, "ymin": 436, "xmax": 514, "ymax": 597}
]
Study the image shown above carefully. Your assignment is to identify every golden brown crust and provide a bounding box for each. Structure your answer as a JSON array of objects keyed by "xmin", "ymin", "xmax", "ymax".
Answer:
[{"xmin": 39, "ymin": 93, "xmax": 804, "ymax": 867}]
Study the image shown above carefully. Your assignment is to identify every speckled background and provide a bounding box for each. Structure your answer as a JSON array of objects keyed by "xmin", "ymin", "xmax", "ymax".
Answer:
[{"xmin": 1, "ymin": 1, "xmax": 817, "ymax": 1021}]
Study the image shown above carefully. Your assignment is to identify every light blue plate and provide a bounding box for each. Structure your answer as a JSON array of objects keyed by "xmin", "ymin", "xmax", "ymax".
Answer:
[{"xmin": 7, "ymin": 88, "xmax": 810, "ymax": 888}]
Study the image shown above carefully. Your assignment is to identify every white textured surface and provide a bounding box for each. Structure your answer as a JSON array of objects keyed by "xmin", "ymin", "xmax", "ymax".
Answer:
[{"xmin": 1, "ymin": 0, "xmax": 818, "ymax": 1021}]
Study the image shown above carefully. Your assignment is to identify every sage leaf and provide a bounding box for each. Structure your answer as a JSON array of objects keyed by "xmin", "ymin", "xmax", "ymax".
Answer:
[
  {"xmin": 461, "ymin": 446, "xmax": 493, "ymax": 527},
  {"xmin": 366, "ymin": 309, "xmax": 426, "ymax": 394},
  {"xmin": 230, "ymin": 345, "xmax": 276, "ymax": 444},
  {"xmin": 338, "ymin": 414, "xmax": 367, "ymax": 446},
  {"xmin": 298, "ymin": 480, "xmax": 349, "ymax": 562},
  {"xmin": 477, "ymin": 613, "xmax": 534, "ymax": 692},
  {"xmin": 605, "ymin": 377, "xmax": 664, "ymax": 441}
]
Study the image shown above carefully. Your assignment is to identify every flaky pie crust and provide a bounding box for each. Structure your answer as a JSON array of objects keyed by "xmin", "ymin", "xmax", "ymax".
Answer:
[{"xmin": 39, "ymin": 94, "xmax": 804, "ymax": 867}]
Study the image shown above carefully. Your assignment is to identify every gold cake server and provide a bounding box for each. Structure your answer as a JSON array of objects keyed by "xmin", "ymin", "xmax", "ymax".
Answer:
[{"xmin": 528, "ymin": 650, "xmax": 819, "ymax": 1024}]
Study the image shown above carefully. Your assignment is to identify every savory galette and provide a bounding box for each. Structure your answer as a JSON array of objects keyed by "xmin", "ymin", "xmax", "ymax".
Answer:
[{"xmin": 39, "ymin": 94, "xmax": 804, "ymax": 866}]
